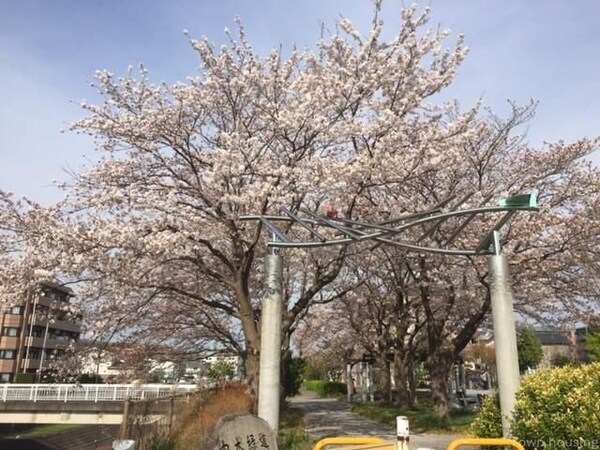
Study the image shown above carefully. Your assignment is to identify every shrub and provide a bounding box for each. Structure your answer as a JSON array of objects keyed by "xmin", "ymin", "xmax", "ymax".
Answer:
[
  {"xmin": 551, "ymin": 353, "xmax": 576, "ymax": 367},
  {"xmin": 471, "ymin": 364, "xmax": 600, "ymax": 449},
  {"xmin": 304, "ymin": 380, "xmax": 322, "ymax": 392},
  {"xmin": 205, "ymin": 360, "xmax": 235, "ymax": 385},
  {"xmin": 517, "ymin": 327, "xmax": 543, "ymax": 372},
  {"xmin": 469, "ymin": 393, "xmax": 502, "ymax": 438},
  {"xmin": 173, "ymin": 383, "xmax": 254, "ymax": 449},
  {"xmin": 304, "ymin": 380, "xmax": 347, "ymax": 397},
  {"xmin": 284, "ymin": 353, "xmax": 306, "ymax": 398},
  {"xmin": 319, "ymin": 381, "xmax": 347, "ymax": 397}
]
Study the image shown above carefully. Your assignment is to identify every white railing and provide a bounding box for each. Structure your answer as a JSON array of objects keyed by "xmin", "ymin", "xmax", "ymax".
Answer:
[{"xmin": 0, "ymin": 383, "xmax": 198, "ymax": 403}]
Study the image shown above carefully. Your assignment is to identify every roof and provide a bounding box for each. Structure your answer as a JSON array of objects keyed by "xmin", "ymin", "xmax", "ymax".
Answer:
[
  {"xmin": 40, "ymin": 280, "xmax": 74, "ymax": 295},
  {"xmin": 534, "ymin": 329, "xmax": 571, "ymax": 346}
]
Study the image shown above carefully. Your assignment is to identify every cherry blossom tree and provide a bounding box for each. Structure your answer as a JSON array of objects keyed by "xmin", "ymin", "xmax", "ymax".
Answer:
[
  {"xmin": 1, "ymin": 3, "xmax": 599, "ymax": 417},
  {"xmin": 0, "ymin": 4, "xmax": 476, "ymax": 396},
  {"xmin": 305, "ymin": 105, "xmax": 600, "ymax": 417}
]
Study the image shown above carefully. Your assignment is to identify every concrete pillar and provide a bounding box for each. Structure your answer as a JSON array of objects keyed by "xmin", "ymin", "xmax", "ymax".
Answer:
[
  {"xmin": 257, "ymin": 254, "xmax": 283, "ymax": 432},
  {"xmin": 489, "ymin": 254, "xmax": 521, "ymax": 437}
]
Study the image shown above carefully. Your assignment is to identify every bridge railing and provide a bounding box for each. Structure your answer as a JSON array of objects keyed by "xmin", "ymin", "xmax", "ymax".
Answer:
[{"xmin": 0, "ymin": 383, "xmax": 198, "ymax": 403}]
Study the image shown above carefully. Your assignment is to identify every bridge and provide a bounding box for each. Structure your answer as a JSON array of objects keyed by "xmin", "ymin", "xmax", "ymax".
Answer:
[{"xmin": 0, "ymin": 383, "xmax": 197, "ymax": 424}]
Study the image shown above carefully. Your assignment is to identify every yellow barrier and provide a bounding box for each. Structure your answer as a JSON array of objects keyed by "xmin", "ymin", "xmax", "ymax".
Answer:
[
  {"xmin": 313, "ymin": 437, "xmax": 389, "ymax": 450},
  {"xmin": 447, "ymin": 438, "xmax": 526, "ymax": 450},
  {"xmin": 313, "ymin": 436, "xmax": 526, "ymax": 450}
]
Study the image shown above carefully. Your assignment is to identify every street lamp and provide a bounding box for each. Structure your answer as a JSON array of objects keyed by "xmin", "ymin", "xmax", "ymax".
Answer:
[
  {"xmin": 242, "ymin": 193, "xmax": 537, "ymax": 434},
  {"xmin": 485, "ymin": 193, "xmax": 538, "ymax": 436}
]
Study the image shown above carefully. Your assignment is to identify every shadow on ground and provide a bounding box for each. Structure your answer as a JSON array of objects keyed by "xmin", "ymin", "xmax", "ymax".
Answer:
[{"xmin": 290, "ymin": 390, "xmax": 465, "ymax": 450}]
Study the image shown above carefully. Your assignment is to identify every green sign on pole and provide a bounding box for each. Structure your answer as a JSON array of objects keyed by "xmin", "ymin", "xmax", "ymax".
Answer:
[{"xmin": 499, "ymin": 193, "xmax": 537, "ymax": 209}]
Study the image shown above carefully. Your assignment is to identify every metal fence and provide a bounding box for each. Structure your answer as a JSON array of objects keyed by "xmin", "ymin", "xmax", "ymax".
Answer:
[
  {"xmin": 0, "ymin": 383, "xmax": 198, "ymax": 402},
  {"xmin": 121, "ymin": 392, "xmax": 194, "ymax": 449}
]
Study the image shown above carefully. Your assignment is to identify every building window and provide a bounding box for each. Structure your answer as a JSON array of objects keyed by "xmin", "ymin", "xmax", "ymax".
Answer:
[
  {"xmin": 28, "ymin": 350, "xmax": 40, "ymax": 360},
  {"xmin": 9, "ymin": 306, "xmax": 22, "ymax": 315},
  {"xmin": 0, "ymin": 374, "xmax": 10, "ymax": 383},
  {"xmin": 0, "ymin": 350, "xmax": 15, "ymax": 360},
  {"xmin": 31, "ymin": 327, "xmax": 44, "ymax": 338},
  {"xmin": 2, "ymin": 328, "xmax": 20, "ymax": 337}
]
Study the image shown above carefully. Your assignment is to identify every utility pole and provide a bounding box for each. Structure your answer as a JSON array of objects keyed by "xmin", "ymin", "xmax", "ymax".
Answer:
[
  {"xmin": 489, "ymin": 231, "xmax": 521, "ymax": 437},
  {"xmin": 257, "ymin": 254, "xmax": 283, "ymax": 431}
]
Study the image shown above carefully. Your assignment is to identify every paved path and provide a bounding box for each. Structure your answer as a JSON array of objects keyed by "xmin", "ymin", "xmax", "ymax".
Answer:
[{"xmin": 289, "ymin": 390, "xmax": 464, "ymax": 450}]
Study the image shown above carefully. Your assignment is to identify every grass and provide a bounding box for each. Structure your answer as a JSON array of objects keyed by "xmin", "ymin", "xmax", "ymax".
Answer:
[
  {"xmin": 279, "ymin": 405, "xmax": 306, "ymax": 429},
  {"xmin": 17, "ymin": 423, "xmax": 87, "ymax": 437},
  {"xmin": 352, "ymin": 402, "xmax": 476, "ymax": 434},
  {"xmin": 278, "ymin": 406, "xmax": 314, "ymax": 450}
]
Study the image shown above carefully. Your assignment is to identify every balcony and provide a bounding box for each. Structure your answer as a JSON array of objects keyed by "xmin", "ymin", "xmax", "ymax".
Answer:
[
  {"xmin": 29, "ymin": 317, "xmax": 81, "ymax": 334},
  {"xmin": 23, "ymin": 336, "xmax": 71, "ymax": 349},
  {"xmin": 34, "ymin": 296, "xmax": 55, "ymax": 308},
  {"xmin": 19, "ymin": 359, "xmax": 41, "ymax": 371}
]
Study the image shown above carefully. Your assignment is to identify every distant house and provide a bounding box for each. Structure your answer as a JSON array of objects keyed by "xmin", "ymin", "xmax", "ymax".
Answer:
[
  {"xmin": 574, "ymin": 325, "xmax": 595, "ymax": 362},
  {"xmin": 533, "ymin": 329, "xmax": 574, "ymax": 368}
]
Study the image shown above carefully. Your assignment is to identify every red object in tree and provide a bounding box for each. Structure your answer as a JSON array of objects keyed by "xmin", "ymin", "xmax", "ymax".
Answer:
[{"xmin": 325, "ymin": 203, "xmax": 338, "ymax": 218}]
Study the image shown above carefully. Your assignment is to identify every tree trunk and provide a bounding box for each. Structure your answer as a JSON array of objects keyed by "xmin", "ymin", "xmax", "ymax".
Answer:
[
  {"xmin": 426, "ymin": 352, "xmax": 454, "ymax": 420},
  {"xmin": 406, "ymin": 358, "xmax": 418, "ymax": 408},
  {"xmin": 393, "ymin": 352, "xmax": 411, "ymax": 408},
  {"xmin": 238, "ymin": 301, "xmax": 261, "ymax": 412},
  {"xmin": 393, "ymin": 352, "xmax": 418, "ymax": 408},
  {"xmin": 236, "ymin": 276, "xmax": 262, "ymax": 412},
  {"xmin": 244, "ymin": 349, "xmax": 260, "ymax": 413},
  {"xmin": 375, "ymin": 355, "xmax": 391, "ymax": 403}
]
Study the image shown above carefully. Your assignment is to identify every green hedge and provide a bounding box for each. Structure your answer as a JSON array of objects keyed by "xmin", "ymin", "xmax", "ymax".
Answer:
[
  {"xmin": 304, "ymin": 380, "xmax": 321, "ymax": 392},
  {"xmin": 15, "ymin": 373, "xmax": 36, "ymax": 383},
  {"xmin": 304, "ymin": 380, "xmax": 347, "ymax": 397},
  {"xmin": 471, "ymin": 363, "xmax": 600, "ymax": 449}
]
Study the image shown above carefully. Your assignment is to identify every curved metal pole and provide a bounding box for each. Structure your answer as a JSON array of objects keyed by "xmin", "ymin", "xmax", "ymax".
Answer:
[{"xmin": 241, "ymin": 205, "xmax": 537, "ymax": 254}]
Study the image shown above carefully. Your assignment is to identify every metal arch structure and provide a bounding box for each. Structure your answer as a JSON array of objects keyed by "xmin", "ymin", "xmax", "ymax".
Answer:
[
  {"xmin": 245, "ymin": 193, "xmax": 538, "ymax": 436},
  {"xmin": 240, "ymin": 193, "xmax": 538, "ymax": 255}
]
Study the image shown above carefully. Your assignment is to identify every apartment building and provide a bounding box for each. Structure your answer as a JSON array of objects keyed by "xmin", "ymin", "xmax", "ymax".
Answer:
[{"xmin": 0, "ymin": 281, "xmax": 82, "ymax": 382}]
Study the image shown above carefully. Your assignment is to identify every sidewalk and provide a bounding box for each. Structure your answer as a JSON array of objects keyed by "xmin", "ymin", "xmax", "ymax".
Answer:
[{"xmin": 289, "ymin": 390, "xmax": 464, "ymax": 450}]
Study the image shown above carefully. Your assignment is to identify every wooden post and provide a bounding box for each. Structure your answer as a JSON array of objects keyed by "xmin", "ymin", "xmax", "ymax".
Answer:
[
  {"xmin": 120, "ymin": 397, "xmax": 131, "ymax": 440},
  {"xmin": 168, "ymin": 396, "xmax": 175, "ymax": 435}
]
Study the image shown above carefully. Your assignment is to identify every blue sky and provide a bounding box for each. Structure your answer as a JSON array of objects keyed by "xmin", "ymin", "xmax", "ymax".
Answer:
[{"xmin": 1, "ymin": 1, "xmax": 599, "ymax": 204}]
